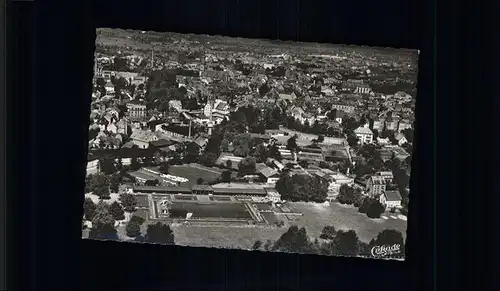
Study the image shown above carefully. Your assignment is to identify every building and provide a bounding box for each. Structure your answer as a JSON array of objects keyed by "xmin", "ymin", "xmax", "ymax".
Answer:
[
  {"xmin": 394, "ymin": 132, "xmax": 408, "ymax": 146},
  {"xmin": 373, "ymin": 118, "xmax": 385, "ymax": 131},
  {"xmin": 354, "ymin": 126, "xmax": 374, "ymax": 144},
  {"xmin": 397, "ymin": 119, "xmax": 412, "ymax": 132},
  {"xmin": 191, "ymin": 185, "xmax": 214, "ymax": 195},
  {"xmin": 380, "ymin": 190, "xmax": 402, "ymax": 209},
  {"xmin": 211, "ymin": 183, "xmax": 268, "ymax": 197},
  {"xmin": 354, "ymin": 85, "xmax": 373, "ymax": 95},
  {"xmin": 132, "ymin": 185, "xmax": 192, "ymax": 194},
  {"xmin": 258, "ymin": 167, "xmax": 280, "ymax": 184},
  {"xmin": 130, "ymin": 130, "xmax": 158, "ymax": 149},
  {"xmin": 105, "ymin": 81, "xmax": 114, "ymax": 94},
  {"xmin": 375, "ymin": 171, "xmax": 394, "ymax": 184},
  {"xmin": 127, "ymin": 103, "xmax": 147, "ymax": 120},
  {"xmin": 265, "ymin": 188, "xmax": 282, "ymax": 203},
  {"xmin": 313, "ymin": 170, "xmax": 354, "ymax": 201},
  {"xmin": 86, "ymin": 158, "xmax": 99, "ymax": 176},
  {"xmin": 366, "ymin": 175, "xmax": 386, "ymax": 197},
  {"xmin": 331, "ymin": 103, "xmax": 355, "ymax": 113}
]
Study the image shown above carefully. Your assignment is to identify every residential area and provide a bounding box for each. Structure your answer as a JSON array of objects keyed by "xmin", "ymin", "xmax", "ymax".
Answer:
[{"xmin": 82, "ymin": 28, "xmax": 417, "ymax": 259}]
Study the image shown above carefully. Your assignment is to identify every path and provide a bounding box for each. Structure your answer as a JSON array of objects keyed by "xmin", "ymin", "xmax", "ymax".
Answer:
[{"xmin": 186, "ymin": 163, "xmax": 223, "ymax": 174}]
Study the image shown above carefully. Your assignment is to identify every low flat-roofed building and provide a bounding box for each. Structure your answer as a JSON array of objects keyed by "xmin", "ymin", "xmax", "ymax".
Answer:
[
  {"xmin": 191, "ymin": 184, "xmax": 214, "ymax": 195},
  {"xmin": 211, "ymin": 183, "xmax": 269, "ymax": 196},
  {"xmin": 133, "ymin": 185, "xmax": 192, "ymax": 194}
]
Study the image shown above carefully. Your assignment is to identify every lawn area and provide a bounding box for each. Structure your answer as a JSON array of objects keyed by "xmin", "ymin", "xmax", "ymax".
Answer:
[
  {"xmin": 169, "ymin": 164, "xmax": 221, "ymax": 186},
  {"xmin": 172, "ymin": 225, "xmax": 284, "ymax": 250},
  {"xmin": 285, "ymin": 202, "xmax": 408, "ymax": 243},
  {"xmin": 135, "ymin": 194, "xmax": 149, "ymax": 208},
  {"xmin": 169, "ymin": 202, "xmax": 253, "ymax": 219}
]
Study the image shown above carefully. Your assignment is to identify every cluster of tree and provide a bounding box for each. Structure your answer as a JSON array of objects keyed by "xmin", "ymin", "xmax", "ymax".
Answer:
[
  {"xmin": 87, "ymin": 201, "xmax": 118, "ymax": 240},
  {"xmin": 238, "ymin": 157, "xmax": 257, "ymax": 176},
  {"xmin": 275, "ymin": 174, "xmax": 329, "ymax": 203},
  {"xmin": 85, "ymin": 173, "xmax": 111, "ymax": 199},
  {"xmin": 337, "ymin": 184, "xmax": 364, "ymax": 206},
  {"xmin": 358, "ymin": 196, "xmax": 386, "ymax": 219}
]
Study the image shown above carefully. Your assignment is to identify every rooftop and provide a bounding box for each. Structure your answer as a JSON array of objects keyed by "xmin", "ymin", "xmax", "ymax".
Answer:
[
  {"xmin": 133, "ymin": 185, "xmax": 192, "ymax": 193},
  {"xmin": 354, "ymin": 126, "xmax": 373, "ymax": 135},
  {"xmin": 384, "ymin": 190, "xmax": 402, "ymax": 202}
]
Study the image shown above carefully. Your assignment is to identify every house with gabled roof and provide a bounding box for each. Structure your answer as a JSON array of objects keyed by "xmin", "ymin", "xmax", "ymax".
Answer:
[{"xmin": 379, "ymin": 190, "xmax": 403, "ymax": 209}]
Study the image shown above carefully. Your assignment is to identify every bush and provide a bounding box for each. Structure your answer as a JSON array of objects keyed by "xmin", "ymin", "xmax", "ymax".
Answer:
[
  {"xmin": 126, "ymin": 220, "xmax": 141, "ymax": 237},
  {"xmin": 390, "ymin": 207, "xmax": 396, "ymax": 213}
]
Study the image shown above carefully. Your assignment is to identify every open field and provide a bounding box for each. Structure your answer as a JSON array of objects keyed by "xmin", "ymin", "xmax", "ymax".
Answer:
[
  {"xmin": 172, "ymin": 226, "xmax": 284, "ymax": 250},
  {"xmin": 169, "ymin": 201, "xmax": 407, "ymax": 249},
  {"xmin": 134, "ymin": 208, "xmax": 150, "ymax": 221},
  {"xmin": 168, "ymin": 202, "xmax": 253, "ymax": 220},
  {"xmin": 285, "ymin": 202, "xmax": 407, "ymax": 243},
  {"xmin": 169, "ymin": 164, "xmax": 221, "ymax": 186}
]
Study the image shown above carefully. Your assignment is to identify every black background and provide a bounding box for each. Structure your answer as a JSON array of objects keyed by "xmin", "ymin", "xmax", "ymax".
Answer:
[{"xmin": 7, "ymin": 0, "xmax": 494, "ymax": 290}]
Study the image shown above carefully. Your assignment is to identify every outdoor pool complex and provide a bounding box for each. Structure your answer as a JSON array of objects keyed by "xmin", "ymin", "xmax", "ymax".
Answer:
[{"xmin": 152, "ymin": 199, "xmax": 257, "ymax": 221}]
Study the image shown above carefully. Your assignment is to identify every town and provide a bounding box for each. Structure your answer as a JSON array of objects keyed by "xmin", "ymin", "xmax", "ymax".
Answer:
[{"xmin": 82, "ymin": 28, "xmax": 417, "ymax": 260}]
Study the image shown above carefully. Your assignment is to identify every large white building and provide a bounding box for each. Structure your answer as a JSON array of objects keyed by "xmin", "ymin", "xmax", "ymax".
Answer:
[{"xmin": 354, "ymin": 126, "xmax": 374, "ymax": 144}]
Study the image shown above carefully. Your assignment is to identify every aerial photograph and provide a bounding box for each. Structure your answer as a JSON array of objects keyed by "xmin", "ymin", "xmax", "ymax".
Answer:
[{"xmin": 82, "ymin": 28, "xmax": 418, "ymax": 260}]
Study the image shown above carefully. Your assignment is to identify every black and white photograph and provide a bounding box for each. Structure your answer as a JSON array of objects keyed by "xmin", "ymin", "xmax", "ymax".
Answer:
[{"xmin": 82, "ymin": 28, "xmax": 417, "ymax": 260}]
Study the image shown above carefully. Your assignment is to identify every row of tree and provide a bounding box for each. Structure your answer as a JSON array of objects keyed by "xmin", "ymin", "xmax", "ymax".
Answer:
[{"xmin": 252, "ymin": 225, "xmax": 405, "ymax": 259}]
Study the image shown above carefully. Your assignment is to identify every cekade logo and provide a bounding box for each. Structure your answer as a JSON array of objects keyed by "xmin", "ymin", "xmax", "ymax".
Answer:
[{"xmin": 371, "ymin": 244, "xmax": 401, "ymax": 257}]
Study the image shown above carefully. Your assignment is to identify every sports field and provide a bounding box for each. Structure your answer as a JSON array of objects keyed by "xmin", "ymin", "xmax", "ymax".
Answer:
[
  {"xmin": 169, "ymin": 164, "xmax": 221, "ymax": 186},
  {"xmin": 168, "ymin": 202, "xmax": 253, "ymax": 220}
]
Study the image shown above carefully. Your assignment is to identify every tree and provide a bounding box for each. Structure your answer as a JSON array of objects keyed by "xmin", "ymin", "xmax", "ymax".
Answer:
[
  {"xmin": 232, "ymin": 134, "xmax": 253, "ymax": 157},
  {"xmin": 226, "ymin": 159, "xmax": 233, "ymax": 169},
  {"xmin": 94, "ymin": 185, "xmax": 111, "ymax": 200},
  {"xmin": 263, "ymin": 239, "xmax": 273, "ymax": 251},
  {"xmin": 130, "ymin": 157, "xmax": 141, "ymax": 171},
  {"xmin": 401, "ymin": 197, "xmax": 409, "ymax": 216},
  {"xmin": 276, "ymin": 174, "xmax": 328, "ymax": 203},
  {"xmin": 317, "ymin": 134, "xmax": 325, "ymax": 143},
  {"xmin": 96, "ymin": 77, "xmax": 106, "ymax": 87},
  {"xmin": 370, "ymin": 229, "xmax": 405, "ymax": 259},
  {"xmin": 252, "ymin": 240, "xmax": 263, "ymax": 250},
  {"xmin": 366, "ymin": 199, "xmax": 386, "ymax": 219},
  {"xmin": 221, "ymin": 170, "xmax": 232, "ymax": 183},
  {"xmin": 221, "ymin": 139, "xmax": 230, "ymax": 152},
  {"xmin": 319, "ymin": 225, "xmax": 337, "ymax": 240},
  {"xmin": 298, "ymin": 160, "xmax": 309, "ymax": 169},
  {"xmin": 109, "ymin": 201, "xmax": 125, "ymax": 221},
  {"xmin": 85, "ymin": 173, "xmax": 110, "ymax": 194},
  {"xmin": 286, "ymin": 135, "xmax": 298, "ymax": 153},
  {"xmin": 252, "ymin": 143, "xmax": 269, "ymax": 163},
  {"xmin": 159, "ymin": 162, "xmax": 170, "ymax": 174},
  {"xmin": 272, "ymin": 225, "xmax": 314, "ymax": 254},
  {"xmin": 109, "ymin": 174, "xmax": 122, "ymax": 193},
  {"xmin": 268, "ymin": 144, "xmax": 282, "ymax": 161},
  {"xmin": 238, "ymin": 157, "xmax": 257, "ymax": 176},
  {"xmin": 338, "ymin": 184, "xmax": 358, "ymax": 205},
  {"xmin": 89, "ymin": 201, "xmax": 117, "ymax": 240},
  {"xmin": 99, "ymin": 159, "xmax": 117, "ymax": 175},
  {"xmin": 83, "ymin": 198, "xmax": 96, "ymax": 221},
  {"xmin": 145, "ymin": 222, "xmax": 175, "ymax": 245},
  {"xmin": 347, "ymin": 134, "xmax": 359, "ymax": 147},
  {"xmin": 119, "ymin": 193, "xmax": 137, "ymax": 213},
  {"xmin": 183, "ymin": 142, "xmax": 200, "ymax": 163},
  {"xmin": 199, "ymin": 152, "xmax": 219, "ymax": 167},
  {"xmin": 332, "ymin": 230, "xmax": 360, "ymax": 256},
  {"xmin": 126, "ymin": 219, "xmax": 142, "ymax": 238}
]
